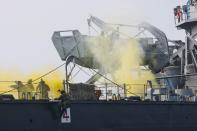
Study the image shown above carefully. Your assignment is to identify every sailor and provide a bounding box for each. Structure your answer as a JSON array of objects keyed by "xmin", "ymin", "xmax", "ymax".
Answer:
[
  {"xmin": 57, "ymin": 90, "xmax": 70, "ymax": 118},
  {"xmin": 177, "ymin": 6, "xmax": 183, "ymax": 22},
  {"xmin": 58, "ymin": 90, "xmax": 69, "ymax": 101},
  {"xmin": 186, "ymin": 0, "xmax": 191, "ymax": 19},
  {"xmin": 15, "ymin": 81, "xmax": 25, "ymax": 99},
  {"xmin": 11, "ymin": 80, "xmax": 34, "ymax": 100},
  {"xmin": 25, "ymin": 79, "xmax": 35, "ymax": 99},
  {"xmin": 36, "ymin": 79, "xmax": 50, "ymax": 99}
]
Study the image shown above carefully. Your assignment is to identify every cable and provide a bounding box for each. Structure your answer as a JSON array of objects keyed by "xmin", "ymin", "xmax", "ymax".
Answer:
[
  {"xmin": 0, "ymin": 81, "xmax": 16, "ymax": 83},
  {"xmin": 67, "ymin": 64, "xmax": 76, "ymax": 80},
  {"xmin": 75, "ymin": 64, "xmax": 105, "ymax": 85},
  {"xmin": 75, "ymin": 57, "xmax": 138, "ymax": 96},
  {"xmin": 0, "ymin": 81, "xmax": 38, "ymax": 84},
  {"xmin": 0, "ymin": 88, "xmax": 18, "ymax": 95},
  {"xmin": 70, "ymin": 68, "xmax": 81, "ymax": 80},
  {"xmin": 76, "ymin": 65, "xmax": 92, "ymax": 77},
  {"xmin": 106, "ymin": 23, "xmax": 138, "ymax": 28},
  {"xmin": 31, "ymin": 62, "xmax": 66, "ymax": 82},
  {"xmin": 134, "ymin": 29, "xmax": 145, "ymax": 38}
]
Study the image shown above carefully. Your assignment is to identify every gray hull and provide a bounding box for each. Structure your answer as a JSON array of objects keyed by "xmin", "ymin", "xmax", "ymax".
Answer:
[
  {"xmin": 1, "ymin": 100, "xmax": 197, "ymax": 131},
  {"xmin": 67, "ymin": 101, "xmax": 197, "ymax": 131}
]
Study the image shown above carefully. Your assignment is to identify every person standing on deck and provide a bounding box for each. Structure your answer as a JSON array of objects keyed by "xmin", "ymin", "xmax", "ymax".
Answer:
[
  {"xmin": 25, "ymin": 79, "xmax": 34, "ymax": 99},
  {"xmin": 177, "ymin": 6, "xmax": 183, "ymax": 22},
  {"xmin": 36, "ymin": 79, "xmax": 50, "ymax": 99},
  {"xmin": 187, "ymin": 0, "xmax": 191, "ymax": 19}
]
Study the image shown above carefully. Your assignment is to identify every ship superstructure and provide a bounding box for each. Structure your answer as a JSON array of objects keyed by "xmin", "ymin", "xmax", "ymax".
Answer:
[{"xmin": 1, "ymin": 1, "xmax": 197, "ymax": 131}]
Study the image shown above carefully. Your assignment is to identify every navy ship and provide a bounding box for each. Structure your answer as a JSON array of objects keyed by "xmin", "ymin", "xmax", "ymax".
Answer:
[{"xmin": 1, "ymin": 0, "xmax": 197, "ymax": 131}]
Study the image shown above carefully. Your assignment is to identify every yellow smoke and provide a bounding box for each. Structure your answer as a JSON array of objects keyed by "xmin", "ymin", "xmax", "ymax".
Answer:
[
  {"xmin": 87, "ymin": 36, "xmax": 156, "ymax": 96},
  {"xmin": 0, "ymin": 68, "xmax": 27, "ymax": 98},
  {"xmin": 28, "ymin": 68, "xmax": 64, "ymax": 99},
  {"xmin": 0, "ymin": 66, "xmax": 64, "ymax": 99}
]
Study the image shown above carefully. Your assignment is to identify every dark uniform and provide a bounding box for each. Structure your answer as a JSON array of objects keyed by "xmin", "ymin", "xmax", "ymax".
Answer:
[
  {"xmin": 11, "ymin": 80, "xmax": 34, "ymax": 100},
  {"xmin": 36, "ymin": 79, "xmax": 50, "ymax": 99},
  {"xmin": 25, "ymin": 79, "xmax": 34, "ymax": 99}
]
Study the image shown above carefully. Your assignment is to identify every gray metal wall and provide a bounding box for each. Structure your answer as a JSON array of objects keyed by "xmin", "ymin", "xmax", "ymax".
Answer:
[
  {"xmin": 1, "ymin": 100, "xmax": 197, "ymax": 131},
  {"xmin": 64, "ymin": 101, "xmax": 197, "ymax": 131},
  {"xmin": 0, "ymin": 101, "xmax": 60, "ymax": 131}
]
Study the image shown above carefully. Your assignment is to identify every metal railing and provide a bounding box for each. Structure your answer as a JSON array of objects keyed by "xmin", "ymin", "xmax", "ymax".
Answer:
[{"xmin": 94, "ymin": 83, "xmax": 161, "ymax": 101}]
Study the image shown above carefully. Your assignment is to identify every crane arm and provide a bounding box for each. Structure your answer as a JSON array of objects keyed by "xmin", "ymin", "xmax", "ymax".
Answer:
[{"xmin": 87, "ymin": 15, "xmax": 115, "ymax": 33}]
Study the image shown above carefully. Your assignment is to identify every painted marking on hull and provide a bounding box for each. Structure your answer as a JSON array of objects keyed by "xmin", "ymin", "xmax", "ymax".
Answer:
[{"xmin": 61, "ymin": 108, "xmax": 71, "ymax": 123}]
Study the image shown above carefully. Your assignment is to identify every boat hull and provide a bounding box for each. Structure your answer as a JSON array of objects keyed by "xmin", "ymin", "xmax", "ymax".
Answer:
[{"xmin": 0, "ymin": 100, "xmax": 197, "ymax": 131}]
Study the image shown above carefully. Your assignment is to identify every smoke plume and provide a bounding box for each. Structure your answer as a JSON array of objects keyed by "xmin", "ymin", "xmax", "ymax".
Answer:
[
  {"xmin": 87, "ymin": 36, "xmax": 156, "ymax": 96},
  {"xmin": 0, "ymin": 66, "xmax": 64, "ymax": 99}
]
